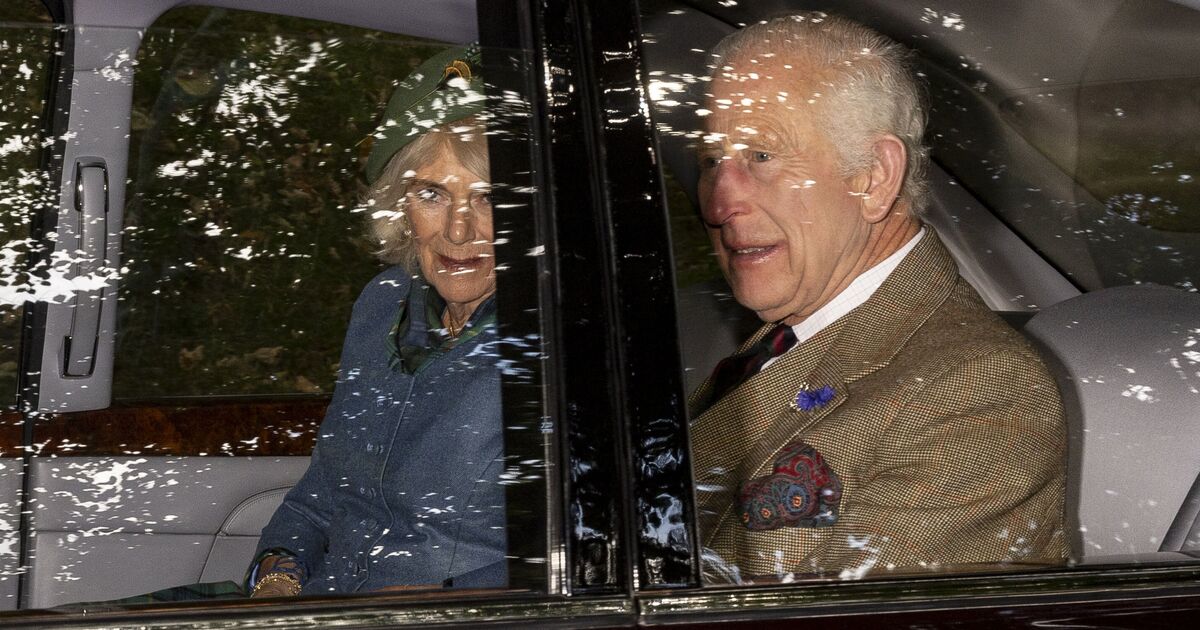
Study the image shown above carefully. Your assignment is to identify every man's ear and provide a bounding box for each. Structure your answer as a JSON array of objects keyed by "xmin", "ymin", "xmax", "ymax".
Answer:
[{"xmin": 860, "ymin": 134, "xmax": 906, "ymax": 224}]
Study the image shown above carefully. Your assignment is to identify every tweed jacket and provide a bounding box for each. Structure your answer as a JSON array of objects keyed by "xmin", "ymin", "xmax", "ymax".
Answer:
[{"xmin": 690, "ymin": 231, "xmax": 1068, "ymax": 582}]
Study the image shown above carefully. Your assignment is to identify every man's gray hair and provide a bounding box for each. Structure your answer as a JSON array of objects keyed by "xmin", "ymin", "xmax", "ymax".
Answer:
[
  {"xmin": 364, "ymin": 117, "xmax": 489, "ymax": 270},
  {"xmin": 711, "ymin": 13, "xmax": 929, "ymax": 215}
]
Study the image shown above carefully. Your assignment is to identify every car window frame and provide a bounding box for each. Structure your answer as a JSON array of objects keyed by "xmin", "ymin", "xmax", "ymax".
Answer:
[
  {"xmin": 0, "ymin": 0, "xmax": 632, "ymax": 623},
  {"xmin": 6, "ymin": 0, "xmax": 1200, "ymax": 626},
  {"xmin": 625, "ymin": 0, "xmax": 1200, "ymax": 625}
]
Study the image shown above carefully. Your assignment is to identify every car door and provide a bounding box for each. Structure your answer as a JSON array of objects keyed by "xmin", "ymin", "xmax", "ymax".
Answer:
[
  {"xmin": 3, "ymin": 0, "xmax": 686, "ymax": 625},
  {"xmin": 12, "ymin": 2, "xmax": 425, "ymax": 607},
  {"xmin": 0, "ymin": 0, "xmax": 56, "ymax": 609},
  {"xmin": 6, "ymin": 0, "xmax": 1199, "ymax": 626},
  {"xmin": 629, "ymin": 0, "xmax": 1200, "ymax": 626},
  {"xmin": 2, "ymin": 0, "xmax": 574, "ymax": 617}
]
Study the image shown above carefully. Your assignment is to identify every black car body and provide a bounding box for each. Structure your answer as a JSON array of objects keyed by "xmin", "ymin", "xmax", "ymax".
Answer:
[{"xmin": 0, "ymin": 0, "xmax": 1198, "ymax": 626}]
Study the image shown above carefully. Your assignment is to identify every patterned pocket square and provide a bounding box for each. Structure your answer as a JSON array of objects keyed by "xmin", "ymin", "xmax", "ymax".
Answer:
[{"xmin": 737, "ymin": 441, "xmax": 843, "ymax": 531}]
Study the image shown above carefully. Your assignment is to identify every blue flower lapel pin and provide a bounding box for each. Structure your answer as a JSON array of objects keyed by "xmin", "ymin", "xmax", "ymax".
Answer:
[{"xmin": 790, "ymin": 384, "xmax": 836, "ymax": 412}]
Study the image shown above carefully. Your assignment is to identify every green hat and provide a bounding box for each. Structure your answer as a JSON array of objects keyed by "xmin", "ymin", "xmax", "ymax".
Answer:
[{"xmin": 365, "ymin": 44, "xmax": 484, "ymax": 184}]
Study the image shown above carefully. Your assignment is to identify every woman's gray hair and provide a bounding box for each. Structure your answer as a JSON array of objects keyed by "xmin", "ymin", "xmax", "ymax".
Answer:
[
  {"xmin": 710, "ymin": 13, "xmax": 930, "ymax": 215},
  {"xmin": 364, "ymin": 116, "xmax": 489, "ymax": 270}
]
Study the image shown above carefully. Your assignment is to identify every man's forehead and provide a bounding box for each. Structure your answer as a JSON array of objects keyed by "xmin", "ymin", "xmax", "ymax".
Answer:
[
  {"xmin": 696, "ymin": 115, "xmax": 796, "ymax": 147},
  {"xmin": 700, "ymin": 82, "xmax": 824, "ymax": 139},
  {"xmin": 705, "ymin": 58, "xmax": 825, "ymax": 107},
  {"xmin": 711, "ymin": 52, "xmax": 798, "ymax": 82}
]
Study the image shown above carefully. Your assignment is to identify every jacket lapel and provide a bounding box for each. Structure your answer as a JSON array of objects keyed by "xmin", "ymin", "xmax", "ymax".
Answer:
[
  {"xmin": 687, "ymin": 322, "xmax": 774, "ymax": 415},
  {"xmin": 826, "ymin": 229, "xmax": 958, "ymax": 380},
  {"xmin": 691, "ymin": 320, "xmax": 844, "ymax": 537},
  {"xmin": 731, "ymin": 359, "xmax": 848, "ymax": 484},
  {"xmin": 700, "ymin": 356, "xmax": 850, "ymax": 544},
  {"xmin": 693, "ymin": 230, "xmax": 962, "ymax": 545}
]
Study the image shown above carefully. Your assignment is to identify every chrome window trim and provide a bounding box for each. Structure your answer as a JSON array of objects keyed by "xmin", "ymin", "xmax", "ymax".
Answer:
[
  {"xmin": 1, "ymin": 594, "xmax": 635, "ymax": 628},
  {"xmin": 636, "ymin": 564, "xmax": 1200, "ymax": 623}
]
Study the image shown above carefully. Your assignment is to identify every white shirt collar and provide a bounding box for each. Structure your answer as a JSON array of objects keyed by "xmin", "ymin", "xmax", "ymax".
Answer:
[
  {"xmin": 790, "ymin": 227, "xmax": 926, "ymax": 345},
  {"xmin": 759, "ymin": 228, "xmax": 926, "ymax": 373}
]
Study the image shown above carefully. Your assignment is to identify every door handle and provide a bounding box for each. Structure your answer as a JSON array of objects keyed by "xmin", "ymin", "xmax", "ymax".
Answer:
[{"xmin": 63, "ymin": 159, "xmax": 109, "ymax": 377}]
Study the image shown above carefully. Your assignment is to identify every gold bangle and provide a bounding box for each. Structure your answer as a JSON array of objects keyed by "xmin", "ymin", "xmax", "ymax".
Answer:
[{"xmin": 252, "ymin": 571, "xmax": 302, "ymax": 596}]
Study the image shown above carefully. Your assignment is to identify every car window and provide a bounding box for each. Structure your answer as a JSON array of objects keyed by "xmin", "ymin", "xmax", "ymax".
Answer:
[
  {"xmin": 639, "ymin": 0, "xmax": 1200, "ymax": 589},
  {"xmin": 0, "ymin": 0, "xmax": 53, "ymax": 410},
  {"xmin": 925, "ymin": 0, "xmax": 1200, "ymax": 292},
  {"xmin": 114, "ymin": 7, "xmax": 421, "ymax": 398},
  {"xmin": 0, "ymin": 0, "xmax": 53, "ymax": 609},
  {"xmin": 3, "ymin": 1, "xmax": 554, "ymax": 613}
]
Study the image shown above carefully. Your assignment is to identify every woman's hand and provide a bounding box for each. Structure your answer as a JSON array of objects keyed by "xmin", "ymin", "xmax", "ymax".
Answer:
[
  {"xmin": 250, "ymin": 572, "xmax": 302, "ymax": 598},
  {"xmin": 250, "ymin": 554, "xmax": 304, "ymax": 598}
]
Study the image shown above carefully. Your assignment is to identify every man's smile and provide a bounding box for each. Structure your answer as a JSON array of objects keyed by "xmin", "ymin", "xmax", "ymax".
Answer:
[{"xmin": 721, "ymin": 233, "xmax": 783, "ymax": 266}]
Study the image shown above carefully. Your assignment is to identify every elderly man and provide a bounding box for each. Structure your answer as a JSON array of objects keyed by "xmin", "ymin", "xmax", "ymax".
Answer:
[{"xmin": 688, "ymin": 14, "xmax": 1068, "ymax": 581}]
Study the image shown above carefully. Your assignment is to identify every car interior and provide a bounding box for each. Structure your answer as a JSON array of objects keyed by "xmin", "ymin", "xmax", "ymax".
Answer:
[
  {"xmin": 0, "ymin": 0, "xmax": 1198, "ymax": 612},
  {"xmin": 641, "ymin": 0, "xmax": 1200, "ymax": 567},
  {"xmin": 2, "ymin": 0, "xmax": 482, "ymax": 609}
]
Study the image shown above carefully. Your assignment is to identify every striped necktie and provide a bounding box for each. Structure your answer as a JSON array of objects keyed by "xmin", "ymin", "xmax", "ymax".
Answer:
[{"xmin": 696, "ymin": 322, "xmax": 797, "ymax": 415}]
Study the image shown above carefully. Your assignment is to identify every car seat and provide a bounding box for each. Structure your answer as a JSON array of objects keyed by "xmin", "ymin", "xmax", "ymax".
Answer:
[{"xmin": 1024, "ymin": 283, "xmax": 1200, "ymax": 559}]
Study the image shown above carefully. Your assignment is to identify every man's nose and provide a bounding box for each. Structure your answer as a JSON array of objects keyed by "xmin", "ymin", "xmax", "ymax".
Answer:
[
  {"xmin": 444, "ymin": 202, "xmax": 475, "ymax": 245},
  {"xmin": 700, "ymin": 158, "xmax": 751, "ymax": 227}
]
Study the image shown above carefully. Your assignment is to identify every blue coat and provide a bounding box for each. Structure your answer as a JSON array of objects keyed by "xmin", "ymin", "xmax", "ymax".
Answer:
[{"xmin": 255, "ymin": 266, "xmax": 507, "ymax": 594}]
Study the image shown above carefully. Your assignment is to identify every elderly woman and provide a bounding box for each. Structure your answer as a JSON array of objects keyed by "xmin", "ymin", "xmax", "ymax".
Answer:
[{"xmin": 248, "ymin": 45, "xmax": 506, "ymax": 597}]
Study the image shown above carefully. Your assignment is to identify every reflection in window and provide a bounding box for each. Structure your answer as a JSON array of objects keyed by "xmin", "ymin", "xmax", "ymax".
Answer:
[
  {"xmin": 119, "ymin": 7, "xmax": 447, "ymax": 398},
  {"xmin": 0, "ymin": 1, "xmax": 54, "ymax": 407},
  {"xmin": 16, "ymin": 3, "xmax": 550, "ymax": 612},
  {"xmin": 641, "ymin": 0, "xmax": 1200, "ymax": 588},
  {"xmin": 930, "ymin": 0, "xmax": 1200, "ymax": 292},
  {"xmin": 1075, "ymin": 79, "xmax": 1200, "ymax": 235},
  {"xmin": 0, "ymin": 0, "xmax": 52, "ymax": 609}
]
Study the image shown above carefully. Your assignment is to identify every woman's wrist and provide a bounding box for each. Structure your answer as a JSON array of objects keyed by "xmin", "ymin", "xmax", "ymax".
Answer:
[
  {"xmin": 251, "ymin": 571, "xmax": 302, "ymax": 597},
  {"xmin": 248, "ymin": 549, "xmax": 307, "ymax": 597}
]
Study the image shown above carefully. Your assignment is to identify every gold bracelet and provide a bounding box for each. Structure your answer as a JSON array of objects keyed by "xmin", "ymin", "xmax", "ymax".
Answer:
[{"xmin": 252, "ymin": 571, "xmax": 302, "ymax": 597}]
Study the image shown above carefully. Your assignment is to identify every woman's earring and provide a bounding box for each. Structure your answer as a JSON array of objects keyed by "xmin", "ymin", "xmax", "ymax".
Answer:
[{"xmin": 402, "ymin": 225, "xmax": 413, "ymax": 237}]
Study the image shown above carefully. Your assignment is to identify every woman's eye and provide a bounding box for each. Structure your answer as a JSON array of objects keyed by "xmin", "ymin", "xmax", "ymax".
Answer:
[
  {"xmin": 698, "ymin": 154, "xmax": 722, "ymax": 170},
  {"xmin": 750, "ymin": 150, "xmax": 772, "ymax": 163},
  {"xmin": 415, "ymin": 187, "xmax": 444, "ymax": 204}
]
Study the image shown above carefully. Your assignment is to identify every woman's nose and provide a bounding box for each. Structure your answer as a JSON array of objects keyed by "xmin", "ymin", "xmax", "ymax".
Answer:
[{"xmin": 444, "ymin": 202, "xmax": 475, "ymax": 245}]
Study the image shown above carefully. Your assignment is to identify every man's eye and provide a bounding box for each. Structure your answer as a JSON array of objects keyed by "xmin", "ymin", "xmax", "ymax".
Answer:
[
  {"xmin": 750, "ymin": 150, "xmax": 772, "ymax": 163},
  {"xmin": 698, "ymin": 155, "xmax": 722, "ymax": 169}
]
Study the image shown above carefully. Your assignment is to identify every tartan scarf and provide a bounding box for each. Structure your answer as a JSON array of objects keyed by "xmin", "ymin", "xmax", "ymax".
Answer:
[{"xmin": 386, "ymin": 281, "xmax": 496, "ymax": 375}]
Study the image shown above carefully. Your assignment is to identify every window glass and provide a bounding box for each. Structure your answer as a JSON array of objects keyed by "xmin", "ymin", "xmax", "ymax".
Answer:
[
  {"xmin": 927, "ymin": 1, "xmax": 1200, "ymax": 291},
  {"xmin": 640, "ymin": 0, "xmax": 1200, "ymax": 589},
  {"xmin": 116, "ymin": 7, "xmax": 441, "ymax": 398},
  {"xmin": 0, "ymin": 1, "xmax": 53, "ymax": 408},
  {"xmin": 12, "ymin": 3, "xmax": 551, "ymax": 612}
]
